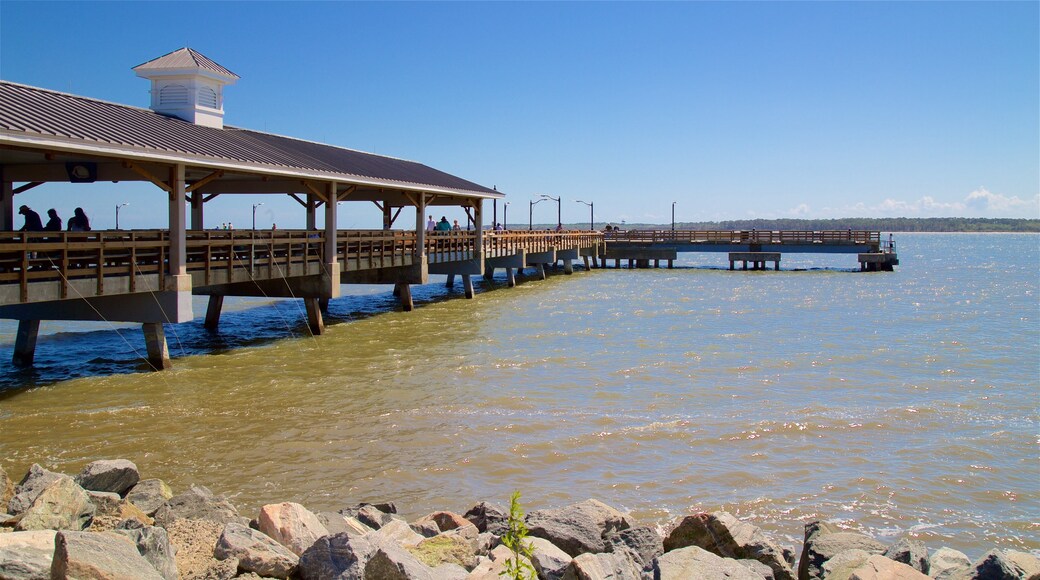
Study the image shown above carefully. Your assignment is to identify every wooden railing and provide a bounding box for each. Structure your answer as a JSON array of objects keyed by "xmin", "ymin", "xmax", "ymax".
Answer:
[
  {"xmin": 603, "ymin": 230, "xmax": 882, "ymax": 245},
  {"xmin": 186, "ymin": 230, "xmax": 326, "ymax": 287}
]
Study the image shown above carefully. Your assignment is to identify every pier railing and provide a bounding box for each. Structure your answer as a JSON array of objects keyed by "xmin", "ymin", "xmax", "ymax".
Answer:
[{"xmin": 604, "ymin": 229, "xmax": 881, "ymax": 245}]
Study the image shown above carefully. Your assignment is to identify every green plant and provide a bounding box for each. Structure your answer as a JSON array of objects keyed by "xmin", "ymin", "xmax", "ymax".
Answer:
[{"xmin": 500, "ymin": 490, "xmax": 536, "ymax": 580}]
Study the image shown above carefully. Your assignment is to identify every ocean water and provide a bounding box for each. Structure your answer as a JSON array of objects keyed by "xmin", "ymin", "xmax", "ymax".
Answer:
[{"xmin": 0, "ymin": 233, "xmax": 1037, "ymax": 556}]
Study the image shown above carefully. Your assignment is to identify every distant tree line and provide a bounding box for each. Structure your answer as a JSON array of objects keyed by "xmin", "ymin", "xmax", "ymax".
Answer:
[{"xmin": 570, "ymin": 218, "xmax": 1039, "ymax": 232}]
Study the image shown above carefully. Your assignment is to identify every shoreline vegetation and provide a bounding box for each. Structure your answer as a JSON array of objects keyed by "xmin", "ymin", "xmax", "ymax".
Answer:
[
  {"xmin": 530, "ymin": 218, "xmax": 1040, "ymax": 232},
  {"xmin": 2, "ymin": 460, "xmax": 1038, "ymax": 579}
]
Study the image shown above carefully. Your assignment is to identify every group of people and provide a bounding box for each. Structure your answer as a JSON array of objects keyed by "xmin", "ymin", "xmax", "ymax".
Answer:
[
  {"xmin": 426, "ymin": 215, "xmax": 464, "ymax": 232},
  {"xmin": 18, "ymin": 205, "xmax": 90, "ymax": 232}
]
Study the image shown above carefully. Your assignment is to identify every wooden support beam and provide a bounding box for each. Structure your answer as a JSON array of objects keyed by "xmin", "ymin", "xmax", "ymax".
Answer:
[
  {"xmin": 13, "ymin": 181, "xmax": 44, "ymax": 194},
  {"xmin": 289, "ymin": 193, "xmax": 308, "ymax": 208},
  {"xmin": 1, "ymin": 175, "xmax": 12, "ymax": 232},
  {"xmin": 12, "ymin": 319, "xmax": 40, "ymax": 367},
  {"xmin": 564, "ymin": 260, "xmax": 573, "ymax": 275},
  {"xmin": 186, "ymin": 169, "xmax": 224, "ymax": 193},
  {"xmin": 125, "ymin": 162, "xmax": 172, "ymax": 193},
  {"xmin": 142, "ymin": 322, "xmax": 171, "ymax": 371},
  {"xmin": 301, "ymin": 181, "xmax": 327, "ymax": 202},
  {"xmin": 203, "ymin": 194, "xmax": 219, "ymax": 202},
  {"xmin": 446, "ymin": 274, "xmax": 455, "ymax": 288}
]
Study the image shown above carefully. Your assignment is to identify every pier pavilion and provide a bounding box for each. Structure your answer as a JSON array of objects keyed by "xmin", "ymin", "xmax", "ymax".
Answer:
[{"xmin": 0, "ymin": 48, "xmax": 602, "ymax": 370}]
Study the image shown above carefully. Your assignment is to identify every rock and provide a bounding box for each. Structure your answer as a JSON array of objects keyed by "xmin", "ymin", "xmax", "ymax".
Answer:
[
  {"xmin": 164, "ymin": 517, "xmax": 225, "ymax": 580},
  {"xmin": 407, "ymin": 532, "xmax": 479, "ymax": 570},
  {"xmin": 370, "ymin": 518, "xmax": 425, "ymax": 548},
  {"xmin": 15, "ymin": 476, "xmax": 95, "ymax": 531},
  {"xmin": 411, "ymin": 518, "xmax": 441, "ymax": 538},
  {"xmin": 848, "ymin": 554, "xmax": 930, "ymax": 580},
  {"xmin": 821, "ymin": 549, "xmax": 873, "ymax": 580},
  {"xmin": 52, "ymin": 530, "xmax": 164, "ymax": 579},
  {"xmin": 297, "ymin": 532, "xmax": 375, "ymax": 580},
  {"xmin": 884, "ymin": 538, "xmax": 929, "ymax": 574},
  {"xmin": 114, "ymin": 524, "xmax": 178, "ymax": 580},
  {"xmin": 412, "ymin": 511, "xmax": 471, "ymax": 534},
  {"xmin": 126, "ymin": 479, "xmax": 174, "ymax": 516},
  {"xmin": 87, "ymin": 490, "xmax": 122, "ymax": 514},
  {"xmin": 607, "ymin": 525, "xmax": 663, "ymax": 571},
  {"xmin": 526, "ymin": 499, "xmax": 630, "ymax": 557},
  {"xmin": 257, "ymin": 502, "xmax": 329, "ymax": 557},
  {"xmin": 364, "ymin": 541, "xmax": 436, "ymax": 580},
  {"xmin": 797, "ymin": 524, "xmax": 885, "ymax": 580},
  {"xmin": 354, "ymin": 504, "xmax": 394, "ymax": 530},
  {"xmin": 664, "ymin": 512, "xmax": 793, "ymax": 580},
  {"xmin": 0, "ymin": 530, "xmax": 56, "ymax": 580},
  {"xmin": 318, "ymin": 511, "xmax": 372, "ymax": 538},
  {"xmin": 153, "ymin": 484, "xmax": 242, "ymax": 527},
  {"xmin": 196, "ymin": 556, "xmax": 239, "ymax": 580},
  {"xmin": 561, "ymin": 551, "xmax": 643, "ymax": 580},
  {"xmin": 0, "ymin": 466, "xmax": 14, "ymax": 512},
  {"xmin": 214, "ymin": 522, "xmax": 299, "ymax": 579},
  {"xmin": 739, "ymin": 558, "xmax": 777, "ymax": 579},
  {"xmin": 8, "ymin": 464, "xmax": 63, "ymax": 516},
  {"xmin": 968, "ymin": 549, "xmax": 1040, "ymax": 580},
  {"xmin": 526, "ymin": 536, "xmax": 573, "ymax": 580},
  {"xmin": 74, "ymin": 459, "xmax": 140, "ymax": 496},
  {"xmin": 652, "ymin": 545, "xmax": 764, "ymax": 579},
  {"xmin": 464, "ymin": 501, "xmax": 509, "ymax": 536},
  {"xmin": 928, "ymin": 547, "xmax": 972, "ymax": 580},
  {"xmin": 432, "ymin": 562, "xmax": 469, "ymax": 579}
]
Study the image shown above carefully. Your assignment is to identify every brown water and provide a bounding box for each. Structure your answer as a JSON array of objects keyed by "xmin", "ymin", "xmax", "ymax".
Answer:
[{"xmin": 1, "ymin": 233, "xmax": 1037, "ymax": 556}]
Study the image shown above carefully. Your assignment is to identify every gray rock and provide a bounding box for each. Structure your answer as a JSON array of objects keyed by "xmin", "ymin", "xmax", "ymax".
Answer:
[
  {"xmin": 73, "ymin": 459, "xmax": 140, "ymax": 496},
  {"xmin": 664, "ymin": 512, "xmax": 793, "ymax": 580},
  {"xmin": 527, "ymin": 536, "xmax": 573, "ymax": 580},
  {"xmin": 929, "ymin": 547, "xmax": 972, "ymax": 580},
  {"xmin": 51, "ymin": 530, "xmax": 164, "ymax": 579},
  {"xmin": 410, "ymin": 518, "xmax": 440, "ymax": 538},
  {"xmin": 848, "ymin": 554, "xmax": 930, "ymax": 579},
  {"xmin": 7, "ymin": 464, "xmax": 63, "ymax": 516},
  {"xmin": 561, "ymin": 551, "xmax": 643, "ymax": 580},
  {"xmin": 797, "ymin": 524, "xmax": 885, "ymax": 580},
  {"xmin": 431, "ymin": 562, "xmax": 469, "ymax": 579},
  {"xmin": 821, "ymin": 549, "xmax": 873, "ymax": 580},
  {"xmin": 0, "ymin": 530, "xmax": 56, "ymax": 580},
  {"xmin": 198, "ymin": 556, "xmax": 239, "ymax": 580},
  {"xmin": 298, "ymin": 532, "xmax": 374, "ymax": 580},
  {"xmin": 257, "ymin": 501, "xmax": 329, "ymax": 557},
  {"xmin": 114, "ymin": 524, "xmax": 178, "ymax": 580},
  {"xmin": 126, "ymin": 478, "xmax": 174, "ymax": 516},
  {"xmin": 152, "ymin": 484, "xmax": 242, "ymax": 527},
  {"xmin": 214, "ymin": 522, "xmax": 299, "ymax": 579},
  {"xmin": 369, "ymin": 518, "xmax": 424, "ymax": 548},
  {"xmin": 354, "ymin": 504, "xmax": 394, "ymax": 530},
  {"xmin": 968, "ymin": 549, "xmax": 1040, "ymax": 580},
  {"xmin": 364, "ymin": 542, "xmax": 436, "ymax": 580},
  {"xmin": 885, "ymin": 538, "xmax": 929, "ymax": 574},
  {"xmin": 526, "ymin": 499, "xmax": 630, "ymax": 557},
  {"xmin": 739, "ymin": 558, "xmax": 776, "ymax": 579},
  {"xmin": 607, "ymin": 525, "xmax": 663, "ymax": 571},
  {"xmin": 464, "ymin": 501, "xmax": 509, "ymax": 536},
  {"xmin": 318, "ymin": 511, "xmax": 373, "ymax": 538},
  {"xmin": 0, "ymin": 465, "xmax": 14, "ymax": 511},
  {"xmin": 412, "ymin": 511, "xmax": 471, "ymax": 533},
  {"xmin": 408, "ymin": 531, "xmax": 480, "ymax": 570},
  {"xmin": 86, "ymin": 490, "xmax": 123, "ymax": 515},
  {"xmin": 15, "ymin": 476, "xmax": 95, "ymax": 531},
  {"xmin": 652, "ymin": 545, "xmax": 764, "ymax": 579}
]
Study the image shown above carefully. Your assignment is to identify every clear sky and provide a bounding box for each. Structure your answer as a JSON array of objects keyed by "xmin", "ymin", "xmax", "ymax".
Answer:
[{"xmin": 1, "ymin": 1, "xmax": 1037, "ymax": 229}]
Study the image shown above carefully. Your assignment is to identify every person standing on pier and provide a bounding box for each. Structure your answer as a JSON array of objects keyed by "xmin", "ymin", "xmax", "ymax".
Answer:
[
  {"xmin": 435, "ymin": 216, "xmax": 451, "ymax": 231},
  {"xmin": 18, "ymin": 205, "xmax": 43, "ymax": 231},
  {"xmin": 44, "ymin": 209, "xmax": 62, "ymax": 231},
  {"xmin": 427, "ymin": 215, "xmax": 435, "ymax": 231},
  {"xmin": 67, "ymin": 207, "xmax": 91, "ymax": 231}
]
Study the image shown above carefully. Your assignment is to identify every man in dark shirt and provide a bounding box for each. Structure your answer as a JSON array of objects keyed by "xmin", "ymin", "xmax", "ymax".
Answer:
[{"xmin": 18, "ymin": 205, "xmax": 43, "ymax": 231}]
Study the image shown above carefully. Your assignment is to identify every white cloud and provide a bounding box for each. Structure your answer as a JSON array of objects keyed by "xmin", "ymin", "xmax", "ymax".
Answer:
[{"xmin": 783, "ymin": 187, "xmax": 1040, "ymax": 219}]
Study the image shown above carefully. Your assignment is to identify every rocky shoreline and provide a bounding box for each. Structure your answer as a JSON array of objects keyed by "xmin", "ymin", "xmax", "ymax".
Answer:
[{"xmin": 1, "ymin": 460, "xmax": 1037, "ymax": 580}]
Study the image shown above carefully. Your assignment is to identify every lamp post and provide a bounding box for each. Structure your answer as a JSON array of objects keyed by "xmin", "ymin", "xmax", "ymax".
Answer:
[
  {"xmin": 503, "ymin": 202, "xmax": 510, "ymax": 230},
  {"xmin": 540, "ymin": 194, "xmax": 561, "ymax": 230},
  {"xmin": 115, "ymin": 203, "xmax": 129, "ymax": 230},
  {"xmin": 671, "ymin": 201, "xmax": 676, "ymax": 233},
  {"xmin": 529, "ymin": 198, "xmax": 547, "ymax": 231},
  {"xmin": 252, "ymin": 202, "xmax": 264, "ymax": 230},
  {"xmin": 575, "ymin": 200, "xmax": 594, "ymax": 231}
]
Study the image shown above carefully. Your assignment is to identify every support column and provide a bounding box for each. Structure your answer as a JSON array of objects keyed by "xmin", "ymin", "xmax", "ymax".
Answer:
[
  {"xmin": 538, "ymin": 263, "xmax": 546, "ymax": 280},
  {"xmin": 168, "ymin": 165, "xmax": 187, "ymax": 279},
  {"xmin": 483, "ymin": 267, "xmax": 495, "ymax": 282},
  {"xmin": 0, "ymin": 175, "xmax": 13, "ymax": 232},
  {"xmin": 398, "ymin": 283, "xmax": 414, "ymax": 311},
  {"xmin": 564, "ymin": 260, "xmax": 573, "ymax": 274},
  {"xmin": 446, "ymin": 274, "xmax": 455, "ymax": 288},
  {"xmin": 473, "ymin": 199, "xmax": 484, "ymax": 250},
  {"xmin": 306, "ymin": 195, "xmax": 317, "ymax": 230},
  {"xmin": 12, "ymin": 319, "xmax": 40, "ymax": 367},
  {"xmin": 142, "ymin": 322, "xmax": 171, "ymax": 371},
  {"xmin": 190, "ymin": 194, "xmax": 204, "ymax": 230},
  {"xmin": 506, "ymin": 267, "xmax": 516, "ymax": 287},
  {"xmin": 463, "ymin": 274, "xmax": 474, "ymax": 299},
  {"xmin": 729, "ymin": 259, "xmax": 735, "ymax": 270},
  {"xmin": 416, "ymin": 194, "xmax": 427, "ymax": 258},
  {"xmin": 582, "ymin": 256, "xmax": 590, "ymax": 270},
  {"xmin": 668, "ymin": 259, "xmax": 674, "ymax": 269},
  {"xmin": 304, "ymin": 297, "xmax": 324, "ymax": 335},
  {"xmin": 324, "ymin": 182, "xmax": 340, "ymax": 300},
  {"xmin": 383, "ymin": 204, "xmax": 393, "ymax": 230},
  {"xmin": 204, "ymin": 295, "xmax": 224, "ymax": 331}
]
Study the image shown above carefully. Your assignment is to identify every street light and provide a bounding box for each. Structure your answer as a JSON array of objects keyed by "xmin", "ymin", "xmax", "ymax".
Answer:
[
  {"xmin": 503, "ymin": 202, "xmax": 510, "ymax": 230},
  {"xmin": 115, "ymin": 202, "xmax": 129, "ymax": 230},
  {"xmin": 252, "ymin": 202, "xmax": 264, "ymax": 230},
  {"xmin": 671, "ymin": 201, "xmax": 676, "ymax": 232},
  {"xmin": 540, "ymin": 194, "xmax": 561, "ymax": 230},
  {"xmin": 575, "ymin": 200, "xmax": 594, "ymax": 231},
  {"xmin": 529, "ymin": 197, "xmax": 547, "ymax": 231}
]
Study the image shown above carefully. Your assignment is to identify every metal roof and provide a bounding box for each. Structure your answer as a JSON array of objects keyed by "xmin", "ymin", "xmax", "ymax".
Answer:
[
  {"xmin": 0, "ymin": 80, "xmax": 501, "ymax": 198},
  {"xmin": 132, "ymin": 47, "xmax": 239, "ymax": 80}
]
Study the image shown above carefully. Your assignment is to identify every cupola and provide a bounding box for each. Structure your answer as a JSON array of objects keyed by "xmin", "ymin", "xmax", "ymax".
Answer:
[{"xmin": 133, "ymin": 47, "xmax": 239, "ymax": 129}]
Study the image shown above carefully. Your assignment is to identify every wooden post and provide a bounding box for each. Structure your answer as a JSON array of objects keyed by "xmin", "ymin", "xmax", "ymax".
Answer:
[
  {"xmin": 190, "ymin": 194, "xmax": 204, "ymax": 230},
  {"xmin": 398, "ymin": 283, "xmax": 414, "ymax": 311},
  {"xmin": 582, "ymin": 256, "xmax": 590, "ymax": 270},
  {"xmin": 324, "ymin": 182, "xmax": 339, "ymax": 300},
  {"xmin": 506, "ymin": 267, "xmax": 516, "ymax": 287},
  {"xmin": 668, "ymin": 259, "xmax": 674, "ymax": 269},
  {"xmin": 484, "ymin": 267, "xmax": 494, "ymax": 282},
  {"xmin": 168, "ymin": 165, "xmax": 187, "ymax": 278},
  {"xmin": 304, "ymin": 297, "xmax": 324, "ymax": 335},
  {"xmin": 416, "ymin": 194, "xmax": 427, "ymax": 259},
  {"xmin": 392, "ymin": 282, "xmax": 402, "ymax": 297},
  {"xmin": 306, "ymin": 194, "xmax": 317, "ymax": 230},
  {"xmin": 204, "ymin": 295, "xmax": 224, "ymax": 331},
  {"xmin": 463, "ymin": 274, "xmax": 474, "ymax": 299},
  {"xmin": 12, "ymin": 320, "xmax": 40, "ymax": 367},
  {"xmin": 142, "ymin": 322, "xmax": 171, "ymax": 371},
  {"xmin": 0, "ymin": 174, "xmax": 13, "ymax": 232},
  {"xmin": 729, "ymin": 259, "xmax": 735, "ymax": 270}
]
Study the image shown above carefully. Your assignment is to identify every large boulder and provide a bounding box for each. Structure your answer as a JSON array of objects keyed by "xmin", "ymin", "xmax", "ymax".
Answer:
[
  {"xmin": 464, "ymin": 501, "xmax": 509, "ymax": 536},
  {"xmin": 297, "ymin": 532, "xmax": 375, "ymax": 580},
  {"xmin": 0, "ymin": 530, "xmax": 56, "ymax": 580},
  {"xmin": 0, "ymin": 465, "xmax": 14, "ymax": 510},
  {"xmin": 7, "ymin": 464, "xmax": 63, "ymax": 515},
  {"xmin": 848, "ymin": 554, "xmax": 930, "ymax": 580},
  {"xmin": 214, "ymin": 522, "xmax": 299, "ymax": 579},
  {"xmin": 561, "ymin": 551, "xmax": 643, "ymax": 580},
  {"xmin": 257, "ymin": 502, "xmax": 329, "ymax": 557},
  {"xmin": 164, "ymin": 518, "xmax": 225, "ymax": 580},
  {"xmin": 369, "ymin": 518, "xmax": 425, "ymax": 548},
  {"xmin": 407, "ymin": 532, "xmax": 480, "ymax": 570},
  {"xmin": 968, "ymin": 549, "xmax": 1040, "ymax": 580},
  {"xmin": 884, "ymin": 538, "xmax": 929, "ymax": 574},
  {"xmin": 74, "ymin": 459, "xmax": 140, "ymax": 496},
  {"xmin": 797, "ymin": 522, "xmax": 885, "ymax": 580},
  {"xmin": 527, "ymin": 536, "xmax": 573, "ymax": 580},
  {"xmin": 411, "ymin": 511, "xmax": 471, "ymax": 534},
  {"xmin": 353, "ymin": 504, "xmax": 394, "ymax": 530},
  {"xmin": 126, "ymin": 479, "xmax": 174, "ymax": 516},
  {"xmin": 928, "ymin": 547, "xmax": 972, "ymax": 580},
  {"xmin": 364, "ymin": 541, "xmax": 436, "ymax": 580},
  {"xmin": 153, "ymin": 484, "xmax": 242, "ymax": 527},
  {"xmin": 663, "ymin": 512, "xmax": 793, "ymax": 580},
  {"xmin": 15, "ymin": 476, "xmax": 95, "ymax": 531},
  {"xmin": 114, "ymin": 523, "xmax": 178, "ymax": 580},
  {"xmin": 607, "ymin": 525, "xmax": 663, "ymax": 571},
  {"xmin": 317, "ymin": 511, "xmax": 372, "ymax": 537},
  {"xmin": 652, "ymin": 545, "xmax": 764, "ymax": 579},
  {"xmin": 51, "ymin": 530, "xmax": 164, "ymax": 579},
  {"xmin": 821, "ymin": 549, "xmax": 873, "ymax": 580},
  {"xmin": 526, "ymin": 499, "xmax": 630, "ymax": 557}
]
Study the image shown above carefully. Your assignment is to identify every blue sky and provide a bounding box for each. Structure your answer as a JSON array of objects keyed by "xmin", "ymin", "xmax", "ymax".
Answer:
[{"xmin": 1, "ymin": 1, "xmax": 1037, "ymax": 229}]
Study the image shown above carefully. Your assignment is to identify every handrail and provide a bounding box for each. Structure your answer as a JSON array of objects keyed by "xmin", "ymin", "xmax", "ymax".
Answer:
[{"xmin": 602, "ymin": 229, "xmax": 882, "ymax": 245}]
